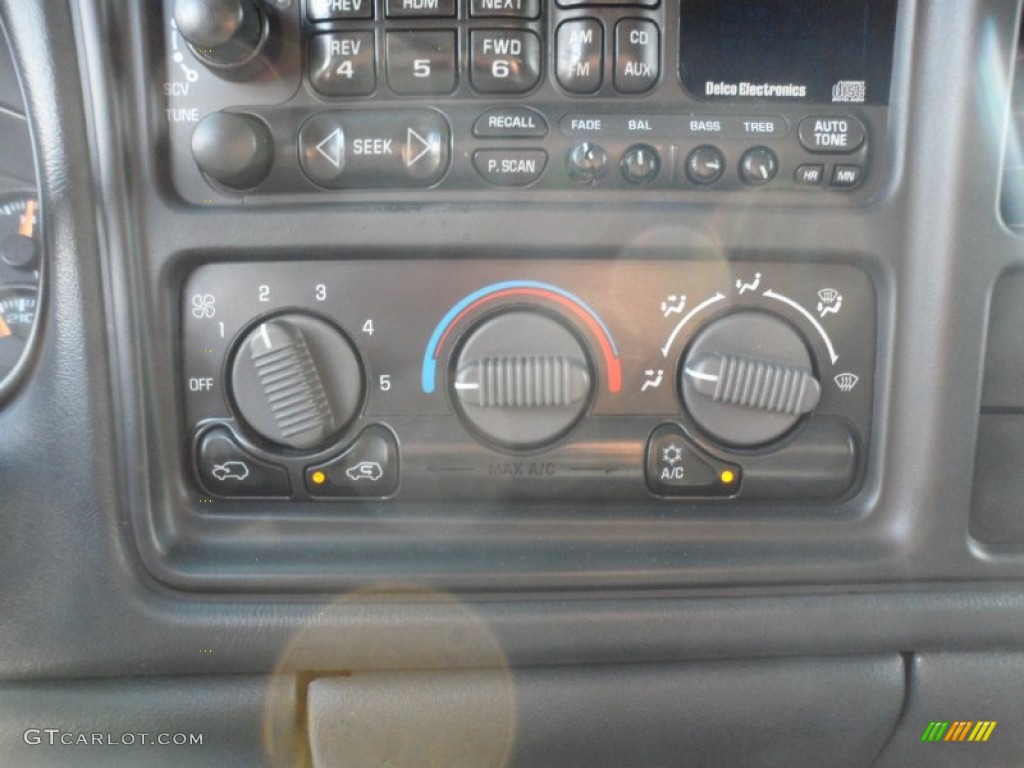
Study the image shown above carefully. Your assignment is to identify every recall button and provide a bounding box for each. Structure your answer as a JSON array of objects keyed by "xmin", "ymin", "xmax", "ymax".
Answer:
[
  {"xmin": 473, "ymin": 107, "xmax": 548, "ymax": 139},
  {"xmin": 798, "ymin": 115, "xmax": 866, "ymax": 153},
  {"xmin": 474, "ymin": 149, "xmax": 547, "ymax": 187},
  {"xmin": 299, "ymin": 109, "xmax": 450, "ymax": 188}
]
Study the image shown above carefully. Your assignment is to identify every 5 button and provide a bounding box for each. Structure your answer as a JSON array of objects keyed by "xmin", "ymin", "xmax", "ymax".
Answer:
[{"xmin": 386, "ymin": 31, "xmax": 457, "ymax": 95}]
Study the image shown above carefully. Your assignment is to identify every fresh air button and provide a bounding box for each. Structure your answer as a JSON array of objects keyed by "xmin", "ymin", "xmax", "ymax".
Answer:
[
  {"xmin": 299, "ymin": 109, "xmax": 450, "ymax": 188},
  {"xmin": 471, "ymin": 30, "xmax": 542, "ymax": 94},
  {"xmin": 473, "ymin": 107, "xmax": 548, "ymax": 138},
  {"xmin": 557, "ymin": 19, "xmax": 603, "ymax": 94},
  {"xmin": 386, "ymin": 31, "xmax": 457, "ymax": 95},
  {"xmin": 307, "ymin": 0, "xmax": 373, "ymax": 20},
  {"xmin": 473, "ymin": 149, "xmax": 547, "ymax": 187},
  {"xmin": 614, "ymin": 19, "xmax": 659, "ymax": 94},
  {"xmin": 196, "ymin": 428, "xmax": 291, "ymax": 499},
  {"xmin": 471, "ymin": 0, "xmax": 540, "ymax": 18},
  {"xmin": 386, "ymin": 0, "xmax": 455, "ymax": 17},
  {"xmin": 645, "ymin": 424, "xmax": 740, "ymax": 498},
  {"xmin": 795, "ymin": 164, "xmax": 825, "ymax": 186},
  {"xmin": 831, "ymin": 164, "xmax": 864, "ymax": 188},
  {"xmin": 797, "ymin": 115, "xmax": 866, "ymax": 153},
  {"xmin": 309, "ymin": 33, "xmax": 376, "ymax": 97},
  {"xmin": 306, "ymin": 426, "xmax": 400, "ymax": 498}
]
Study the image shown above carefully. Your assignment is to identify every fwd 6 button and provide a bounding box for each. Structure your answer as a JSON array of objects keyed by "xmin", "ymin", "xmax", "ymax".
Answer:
[{"xmin": 299, "ymin": 110, "xmax": 450, "ymax": 188}]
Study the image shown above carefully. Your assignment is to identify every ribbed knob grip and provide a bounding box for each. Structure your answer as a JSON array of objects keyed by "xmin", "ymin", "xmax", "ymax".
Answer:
[
  {"xmin": 685, "ymin": 353, "xmax": 821, "ymax": 416},
  {"xmin": 455, "ymin": 356, "xmax": 591, "ymax": 409},
  {"xmin": 249, "ymin": 322, "xmax": 333, "ymax": 440}
]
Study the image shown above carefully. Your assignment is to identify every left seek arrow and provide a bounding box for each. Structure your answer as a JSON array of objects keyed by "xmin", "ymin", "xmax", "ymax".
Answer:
[{"xmin": 299, "ymin": 110, "xmax": 450, "ymax": 188}]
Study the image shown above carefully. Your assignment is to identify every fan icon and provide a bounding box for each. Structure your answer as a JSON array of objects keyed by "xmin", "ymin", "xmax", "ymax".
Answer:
[{"xmin": 661, "ymin": 443, "xmax": 684, "ymax": 467}]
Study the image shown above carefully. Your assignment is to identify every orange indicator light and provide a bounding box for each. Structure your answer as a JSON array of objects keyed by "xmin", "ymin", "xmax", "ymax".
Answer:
[
  {"xmin": 720, "ymin": 470, "xmax": 736, "ymax": 484},
  {"xmin": 311, "ymin": 471, "xmax": 326, "ymax": 486}
]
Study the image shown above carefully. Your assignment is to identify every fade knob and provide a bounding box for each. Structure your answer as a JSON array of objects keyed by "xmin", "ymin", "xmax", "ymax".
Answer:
[
  {"xmin": 229, "ymin": 313, "xmax": 363, "ymax": 451},
  {"xmin": 681, "ymin": 311, "xmax": 820, "ymax": 447}
]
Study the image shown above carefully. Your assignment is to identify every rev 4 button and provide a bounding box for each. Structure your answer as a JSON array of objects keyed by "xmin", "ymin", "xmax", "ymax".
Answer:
[{"xmin": 299, "ymin": 110, "xmax": 450, "ymax": 188}]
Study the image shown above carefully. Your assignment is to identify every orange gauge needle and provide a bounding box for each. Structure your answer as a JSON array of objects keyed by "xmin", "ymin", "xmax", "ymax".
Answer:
[
  {"xmin": 0, "ymin": 315, "xmax": 11, "ymax": 339},
  {"xmin": 17, "ymin": 200, "xmax": 36, "ymax": 238}
]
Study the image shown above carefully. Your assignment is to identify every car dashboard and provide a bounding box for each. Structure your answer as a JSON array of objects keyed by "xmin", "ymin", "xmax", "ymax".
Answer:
[{"xmin": 4, "ymin": 1, "xmax": 1024, "ymax": 766}]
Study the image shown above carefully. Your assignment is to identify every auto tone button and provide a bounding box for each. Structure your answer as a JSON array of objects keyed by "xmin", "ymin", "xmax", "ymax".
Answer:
[{"xmin": 797, "ymin": 115, "xmax": 866, "ymax": 153}]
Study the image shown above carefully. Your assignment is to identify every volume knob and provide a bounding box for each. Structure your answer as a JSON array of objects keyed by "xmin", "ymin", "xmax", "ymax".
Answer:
[
  {"xmin": 173, "ymin": 0, "xmax": 266, "ymax": 69},
  {"xmin": 230, "ymin": 313, "xmax": 363, "ymax": 451}
]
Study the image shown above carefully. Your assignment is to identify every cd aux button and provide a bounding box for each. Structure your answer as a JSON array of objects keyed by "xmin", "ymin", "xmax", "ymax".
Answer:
[{"xmin": 614, "ymin": 19, "xmax": 659, "ymax": 94}]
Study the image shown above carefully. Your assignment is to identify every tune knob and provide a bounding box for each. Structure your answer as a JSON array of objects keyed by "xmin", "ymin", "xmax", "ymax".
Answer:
[
  {"xmin": 191, "ymin": 112, "xmax": 274, "ymax": 190},
  {"xmin": 173, "ymin": 0, "xmax": 267, "ymax": 69},
  {"xmin": 451, "ymin": 311, "xmax": 594, "ymax": 450},
  {"xmin": 681, "ymin": 311, "xmax": 821, "ymax": 448},
  {"xmin": 229, "ymin": 313, "xmax": 363, "ymax": 451}
]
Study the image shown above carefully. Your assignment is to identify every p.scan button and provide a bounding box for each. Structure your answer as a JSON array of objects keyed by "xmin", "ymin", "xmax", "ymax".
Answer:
[{"xmin": 299, "ymin": 110, "xmax": 450, "ymax": 188}]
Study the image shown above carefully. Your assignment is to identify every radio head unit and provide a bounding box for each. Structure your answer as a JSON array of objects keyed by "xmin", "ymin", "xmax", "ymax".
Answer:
[{"xmin": 159, "ymin": 0, "xmax": 900, "ymax": 202}]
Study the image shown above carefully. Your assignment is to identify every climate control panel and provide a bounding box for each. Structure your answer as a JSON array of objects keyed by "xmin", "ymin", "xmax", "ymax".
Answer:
[{"xmin": 182, "ymin": 260, "xmax": 875, "ymax": 503}]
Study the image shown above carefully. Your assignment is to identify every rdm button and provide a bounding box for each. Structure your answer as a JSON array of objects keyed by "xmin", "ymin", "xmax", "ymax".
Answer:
[{"xmin": 299, "ymin": 110, "xmax": 450, "ymax": 188}]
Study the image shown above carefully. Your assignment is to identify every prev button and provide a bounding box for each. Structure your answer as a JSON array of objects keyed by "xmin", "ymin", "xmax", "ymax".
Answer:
[
  {"xmin": 299, "ymin": 110, "xmax": 450, "ymax": 188},
  {"xmin": 797, "ymin": 115, "xmax": 866, "ymax": 153},
  {"xmin": 473, "ymin": 149, "xmax": 547, "ymax": 186}
]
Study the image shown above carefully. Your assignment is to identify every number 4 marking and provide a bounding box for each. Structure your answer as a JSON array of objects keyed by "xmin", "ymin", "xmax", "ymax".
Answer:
[{"xmin": 362, "ymin": 319, "xmax": 374, "ymax": 336}]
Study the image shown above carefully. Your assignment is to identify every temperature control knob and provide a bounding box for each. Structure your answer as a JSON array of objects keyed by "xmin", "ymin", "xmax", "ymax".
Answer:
[
  {"xmin": 452, "ymin": 311, "xmax": 594, "ymax": 450},
  {"xmin": 681, "ymin": 311, "xmax": 820, "ymax": 448},
  {"xmin": 230, "ymin": 313, "xmax": 363, "ymax": 451},
  {"xmin": 173, "ymin": 0, "xmax": 266, "ymax": 69}
]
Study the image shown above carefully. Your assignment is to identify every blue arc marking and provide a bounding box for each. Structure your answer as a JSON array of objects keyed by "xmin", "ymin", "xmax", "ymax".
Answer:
[{"xmin": 421, "ymin": 280, "xmax": 618, "ymax": 394}]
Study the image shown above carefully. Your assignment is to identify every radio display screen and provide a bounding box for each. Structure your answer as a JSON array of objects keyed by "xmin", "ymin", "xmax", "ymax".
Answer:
[{"xmin": 679, "ymin": 0, "xmax": 899, "ymax": 105}]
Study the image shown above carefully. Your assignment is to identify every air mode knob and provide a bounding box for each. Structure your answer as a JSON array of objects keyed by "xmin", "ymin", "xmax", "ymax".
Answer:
[
  {"xmin": 451, "ymin": 311, "xmax": 594, "ymax": 450},
  {"xmin": 681, "ymin": 311, "xmax": 821, "ymax": 448},
  {"xmin": 229, "ymin": 313, "xmax": 363, "ymax": 451},
  {"xmin": 173, "ymin": 0, "xmax": 266, "ymax": 69}
]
